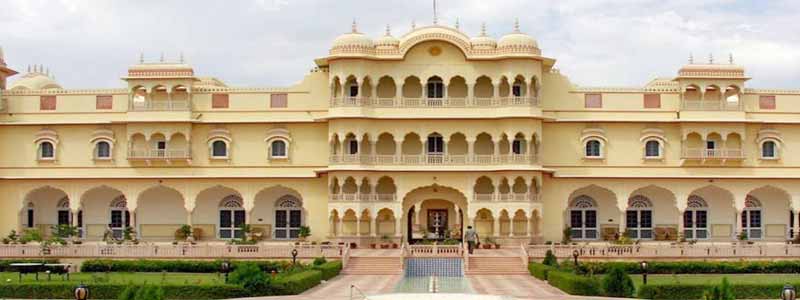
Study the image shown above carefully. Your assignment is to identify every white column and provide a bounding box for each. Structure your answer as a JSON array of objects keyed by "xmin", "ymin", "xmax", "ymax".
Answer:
[
  {"xmin": 336, "ymin": 217, "xmax": 343, "ymax": 237},
  {"xmin": 527, "ymin": 217, "xmax": 533, "ymax": 237},
  {"xmin": 329, "ymin": 216, "xmax": 335, "ymax": 237},
  {"xmin": 492, "ymin": 81, "xmax": 500, "ymax": 99},
  {"xmin": 395, "ymin": 83, "xmax": 403, "ymax": 106},
  {"xmin": 677, "ymin": 210, "xmax": 685, "ymax": 239},
  {"xmin": 370, "ymin": 217, "xmax": 378, "ymax": 237},
  {"xmin": 356, "ymin": 217, "xmax": 361, "ymax": 237},
  {"xmin": 493, "ymin": 214, "xmax": 501, "ymax": 237},
  {"xmin": 394, "ymin": 138, "xmax": 403, "ymax": 163},
  {"xmin": 794, "ymin": 210, "xmax": 799, "ymax": 239},
  {"xmin": 414, "ymin": 204, "xmax": 421, "ymax": 226},
  {"xmin": 735, "ymin": 210, "xmax": 743, "ymax": 240},
  {"xmin": 186, "ymin": 211, "xmax": 193, "ymax": 226},
  {"xmin": 492, "ymin": 137, "xmax": 500, "ymax": 158},
  {"xmin": 395, "ymin": 215, "xmax": 403, "ymax": 238},
  {"xmin": 619, "ymin": 211, "xmax": 627, "ymax": 238},
  {"xmin": 466, "ymin": 83, "xmax": 474, "ymax": 105},
  {"xmin": 370, "ymin": 140, "xmax": 377, "ymax": 156}
]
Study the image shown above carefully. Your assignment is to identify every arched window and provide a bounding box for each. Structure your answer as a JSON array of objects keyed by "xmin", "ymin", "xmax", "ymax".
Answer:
[
  {"xmin": 585, "ymin": 139, "xmax": 602, "ymax": 158},
  {"xmin": 56, "ymin": 197, "xmax": 71, "ymax": 226},
  {"xmin": 512, "ymin": 136, "xmax": 526, "ymax": 155},
  {"xmin": 761, "ymin": 140, "xmax": 777, "ymax": 159},
  {"xmin": 211, "ymin": 140, "xmax": 228, "ymax": 158},
  {"xmin": 270, "ymin": 140, "xmax": 287, "ymax": 158},
  {"xmin": 347, "ymin": 83, "xmax": 359, "ymax": 97},
  {"xmin": 218, "ymin": 195, "xmax": 245, "ymax": 239},
  {"xmin": 39, "ymin": 142, "xmax": 55, "ymax": 159},
  {"xmin": 512, "ymin": 82, "xmax": 524, "ymax": 97},
  {"xmin": 684, "ymin": 195, "xmax": 709, "ymax": 240},
  {"xmin": 644, "ymin": 140, "xmax": 661, "ymax": 158},
  {"xmin": 426, "ymin": 77, "xmax": 444, "ymax": 99},
  {"xmin": 626, "ymin": 195, "xmax": 653, "ymax": 239},
  {"xmin": 569, "ymin": 195, "xmax": 598, "ymax": 240},
  {"xmin": 274, "ymin": 195, "xmax": 303, "ymax": 239},
  {"xmin": 109, "ymin": 196, "xmax": 129, "ymax": 240},
  {"xmin": 95, "ymin": 141, "xmax": 111, "ymax": 159},
  {"xmin": 742, "ymin": 195, "xmax": 763, "ymax": 239}
]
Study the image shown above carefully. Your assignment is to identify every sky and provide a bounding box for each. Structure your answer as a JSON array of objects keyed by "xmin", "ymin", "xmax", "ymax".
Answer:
[{"xmin": 1, "ymin": 0, "xmax": 799, "ymax": 89}]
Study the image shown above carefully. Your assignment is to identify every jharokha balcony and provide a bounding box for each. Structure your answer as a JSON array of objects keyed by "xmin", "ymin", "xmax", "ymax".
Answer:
[
  {"xmin": 330, "ymin": 96, "xmax": 538, "ymax": 108},
  {"xmin": 681, "ymin": 148, "xmax": 744, "ymax": 160},
  {"xmin": 128, "ymin": 148, "xmax": 192, "ymax": 161},
  {"xmin": 329, "ymin": 153, "xmax": 538, "ymax": 166},
  {"xmin": 329, "ymin": 193, "xmax": 397, "ymax": 202},
  {"xmin": 130, "ymin": 99, "xmax": 191, "ymax": 111},
  {"xmin": 473, "ymin": 193, "xmax": 539, "ymax": 202}
]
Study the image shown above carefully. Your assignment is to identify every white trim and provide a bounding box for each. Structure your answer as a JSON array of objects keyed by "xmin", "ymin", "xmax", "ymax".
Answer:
[
  {"xmin": 642, "ymin": 138, "xmax": 664, "ymax": 160},
  {"xmin": 583, "ymin": 138, "xmax": 604, "ymax": 159},
  {"xmin": 758, "ymin": 139, "xmax": 780, "ymax": 160},
  {"xmin": 208, "ymin": 139, "xmax": 230, "ymax": 160}
]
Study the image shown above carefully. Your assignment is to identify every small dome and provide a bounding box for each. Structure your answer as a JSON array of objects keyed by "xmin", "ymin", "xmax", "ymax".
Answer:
[
  {"xmin": 330, "ymin": 21, "xmax": 374, "ymax": 54},
  {"xmin": 497, "ymin": 20, "xmax": 540, "ymax": 54},
  {"xmin": 470, "ymin": 23, "xmax": 496, "ymax": 50},
  {"xmin": 374, "ymin": 25, "xmax": 400, "ymax": 49},
  {"xmin": 10, "ymin": 67, "xmax": 62, "ymax": 90}
]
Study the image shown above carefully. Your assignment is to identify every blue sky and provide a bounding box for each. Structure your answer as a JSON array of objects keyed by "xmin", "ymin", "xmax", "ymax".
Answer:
[{"xmin": 1, "ymin": 0, "xmax": 798, "ymax": 89}]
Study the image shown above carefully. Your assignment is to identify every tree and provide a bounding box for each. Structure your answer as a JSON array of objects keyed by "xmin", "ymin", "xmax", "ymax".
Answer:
[{"xmin": 602, "ymin": 266, "xmax": 635, "ymax": 297}]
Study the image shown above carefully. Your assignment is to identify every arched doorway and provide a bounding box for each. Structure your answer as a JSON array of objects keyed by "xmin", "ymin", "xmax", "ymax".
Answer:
[{"xmin": 402, "ymin": 184, "xmax": 468, "ymax": 243}]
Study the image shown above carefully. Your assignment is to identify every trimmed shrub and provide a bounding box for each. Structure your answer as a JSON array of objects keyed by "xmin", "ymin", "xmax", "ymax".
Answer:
[
  {"xmin": 566, "ymin": 260, "xmax": 800, "ymax": 275},
  {"xmin": 528, "ymin": 263, "xmax": 555, "ymax": 281},
  {"xmin": 313, "ymin": 261, "xmax": 342, "ymax": 281},
  {"xmin": 546, "ymin": 269, "xmax": 603, "ymax": 296},
  {"xmin": 602, "ymin": 266, "xmax": 635, "ymax": 297},
  {"xmin": 542, "ymin": 250, "xmax": 558, "ymax": 267},
  {"xmin": 81, "ymin": 259, "xmax": 290, "ymax": 273},
  {"xmin": 312, "ymin": 257, "xmax": 327, "ymax": 266},
  {"xmin": 271, "ymin": 269, "xmax": 323, "ymax": 295},
  {"xmin": 0, "ymin": 283, "xmax": 248, "ymax": 299},
  {"xmin": 228, "ymin": 262, "xmax": 271, "ymax": 296},
  {"xmin": 118, "ymin": 285, "xmax": 137, "ymax": 300},
  {"xmin": 702, "ymin": 278, "xmax": 735, "ymax": 300}
]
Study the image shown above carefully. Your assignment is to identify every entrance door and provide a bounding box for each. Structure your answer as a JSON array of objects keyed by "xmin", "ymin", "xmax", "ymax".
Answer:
[
  {"xmin": 109, "ymin": 209, "xmax": 129, "ymax": 239},
  {"xmin": 219, "ymin": 209, "xmax": 245, "ymax": 239},
  {"xmin": 275, "ymin": 209, "xmax": 302, "ymax": 239},
  {"xmin": 427, "ymin": 209, "xmax": 448, "ymax": 239}
]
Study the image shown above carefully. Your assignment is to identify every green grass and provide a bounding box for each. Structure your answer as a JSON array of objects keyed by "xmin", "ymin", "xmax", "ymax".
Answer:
[
  {"xmin": 0, "ymin": 272, "xmax": 224, "ymax": 285},
  {"xmin": 630, "ymin": 273, "xmax": 798, "ymax": 288}
]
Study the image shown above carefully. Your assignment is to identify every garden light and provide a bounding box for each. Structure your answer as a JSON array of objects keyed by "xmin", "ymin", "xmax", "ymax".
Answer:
[
  {"xmin": 782, "ymin": 284, "xmax": 796, "ymax": 300},
  {"xmin": 74, "ymin": 284, "xmax": 89, "ymax": 300}
]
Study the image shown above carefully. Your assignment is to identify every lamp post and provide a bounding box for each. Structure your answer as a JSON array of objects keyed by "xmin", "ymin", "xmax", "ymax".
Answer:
[
  {"xmin": 572, "ymin": 249, "xmax": 580, "ymax": 267},
  {"xmin": 782, "ymin": 284, "xmax": 796, "ymax": 300},
  {"xmin": 640, "ymin": 261, "xmax": 649, "ymax": 285},
  {"xmin": 220, "ymin": 260, "xmax": 231, "ymax": 284},
  {"xmin": 74, "ymin": 284, "xmax": 89, "ymax": 300},
  {"xmin": 291, "ymin": 248, "xmax": 299, "ymax": 265}
]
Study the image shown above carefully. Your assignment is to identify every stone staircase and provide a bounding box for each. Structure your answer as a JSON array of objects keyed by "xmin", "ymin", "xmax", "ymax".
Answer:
[
  {"xmin": 342, "ymin": 256, "xmax": 403, "ymax": 275},
  {"xmin": 465, "ymin": 256, "xmax": 529, "ymax": 275}
]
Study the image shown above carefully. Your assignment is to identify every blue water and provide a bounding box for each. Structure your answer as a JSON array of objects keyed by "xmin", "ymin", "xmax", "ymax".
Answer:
[
  {"xmin": 396, "ymin": 257, "xmax": 472, "ymax": 293},
  {"xmin": 393, "ymin": 276, "xmax": 473, "ymax": 293},
  {"xmin": 404, "ymin": 258, "xmax": 462, "ymax": 277}
]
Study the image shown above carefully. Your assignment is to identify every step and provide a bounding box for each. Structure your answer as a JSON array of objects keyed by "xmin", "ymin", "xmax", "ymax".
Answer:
[
  {"xmin": 467, "ymin": 257, "xmax": 528, "ymax": 275},
  {"xmin": 342, "ymin": 257, "xmax": 403, "ymax": 275}
]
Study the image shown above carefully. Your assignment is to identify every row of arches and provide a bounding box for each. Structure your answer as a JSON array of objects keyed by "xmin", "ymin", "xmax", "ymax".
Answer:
[
  {"xmin": 331, "ymin": 74, "xmax": 541, "ymax": 100},
  {"xmin": 21, "ymin": 185, "xmax": 306, "ymax": 241},
  {"xmin": 130, "ymin": 85, "xmax": 191, "ymax": 110}
]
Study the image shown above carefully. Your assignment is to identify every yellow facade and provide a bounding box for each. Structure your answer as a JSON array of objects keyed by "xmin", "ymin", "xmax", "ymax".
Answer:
[{"xmin": 1, "ymin": 21, "xmax": 799, "ymax": 245}]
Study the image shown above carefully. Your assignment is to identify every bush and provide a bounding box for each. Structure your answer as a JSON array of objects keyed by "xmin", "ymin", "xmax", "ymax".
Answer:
[
  {"xmin": 81, "ymin": 259, "xmax": 291, "ymax": 273},
  {"xmin": 637, "ymin": 281, "xmax": 799, "ymax": 300},
  {"xmin": 528, "ymin": 263, "xmax": 555, "ymax": 281},
  {"xmin": 602, "ymin": 266, "xmax": 635, "ymax": 297},
  {"xmin": 565, "ymin": 260, "xmax": 800, "ymax": 275},
  {"xmin": 313, "ymin": 261, "xmax": 342, "ymax": 281},
  {"xmin": 702, "ymin": 278, "xmax": 735, "ymax": 300},
  {"xmin": 271, "ymin": 269, "xmax": 322, "ymax": 295},
  {"xmin": 228, "ymin": 263, "xmax": 271, "ymax": 296},
  {"xmin": 312, "ymin": 257, "xmax": 327, "ymax": 266},
  {"xmin": 0, "ymin": 283, "xmax": 248, "ymax": 299},
  {"xmin": 542, "ymin": 250, "xmax": 558, "ymax": 267},
  {"xmin": 546, "ymin": 269, "xmax": 603, "ymax": 296}
]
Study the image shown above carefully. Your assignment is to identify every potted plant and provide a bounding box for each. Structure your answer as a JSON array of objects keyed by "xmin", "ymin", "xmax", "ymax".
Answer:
[
  {"xmin": 482, "ymin": 237, "xmax": 495, "ymax": 249},
  {"xmin": 298, "ymin": 226, "xmax": 311, "ymax": 242},
  {"xmin": 380, "ymin": 235, "xmax": 391, "ymax": 249},
  {"xmin": 370, "ymin": 243, "xmax": 377, "ymax": 249},
  {"xmin": 737, "ymin": 231, "xmax": 748, "ymax": 244}
]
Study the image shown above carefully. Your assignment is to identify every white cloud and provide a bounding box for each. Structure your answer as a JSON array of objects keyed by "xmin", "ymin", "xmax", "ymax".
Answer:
[{"xmin": 0, "ymin": 0, "xmax": 797, "ymax": 89}]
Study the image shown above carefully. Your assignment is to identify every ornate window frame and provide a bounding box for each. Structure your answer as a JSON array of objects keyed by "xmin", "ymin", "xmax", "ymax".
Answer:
[
  {"xmin": 581, "ymin": 128, "xmax": 607, "ymax": 159},
  {"xmin": 756, "ymin": 129, "xmax": 782, "ymax": 160},
  {"xmin": 207, "ymin": 128, "xmax": 232, "ymax": 161},
  {"xmin": 640, "ymin": 128, "xmax": 667, "ymax": 160},
  {"xmin": 34, "ymin": 128, "xmax": 59, "ymax": 161},
  {"xmin": 265, "ymin": 127, "xmax": 292, "ymax": 160},
  {"xmin": 90, "ymin": 128, "xmax": 116, "ymax": 161}
]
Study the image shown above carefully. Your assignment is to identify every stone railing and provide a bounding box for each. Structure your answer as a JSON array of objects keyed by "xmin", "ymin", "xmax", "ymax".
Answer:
[
  {"xmin": 406, "ymin": 244, "xmax": 463, "ymax": 257},
  {"xmin": 329, "ymin": 194, "xmax": 397, "ymax": 202},
  {"xmin": 128, "ymin": 148, "xmax": 192, "ymax": 160},
  {"xmin": 130, "ymin": 100, "xmax": 191, "ymax": 111},
  {"xmin": 682, "ymin": 99, "xmax": 743, "ymax": 111},
  {"xmin": 0, "ymin": 244, "xmax": 343, "ymax": 259},
  {"xmin": 329, "ymin": 154, "xmax": 538, "ymax": 166},
  {"xmin": 330, "ymin": 96, "xmax": 539, "ymax": 108},
  {"xmin": 681, "ymin": 148, "xmax": 744, "ymax": 160},
  {"xmin": 527, "ymin": 244, "xmax": 800, "ymax": 260},
  {"xmin": 473, "ymin": 193, "xmax": 539, "ymax": 202}
]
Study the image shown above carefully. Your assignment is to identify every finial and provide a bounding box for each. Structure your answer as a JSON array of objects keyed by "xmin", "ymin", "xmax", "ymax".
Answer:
[
  {"xmin": 513, "ymin": 18, "xmax": 520, "ymax": 33},
  {"xmin": 180, "ymin": 52, "xmax": 184, "ymax": 63},
  {"xmin": 688, "ymin": 53, "xmax": 694, "ymax": 64},
  {"xmin": 351, "ymin": 19, "xmax": 358, "ymax": 33},
  {"xmin": 385, "ymin": 24, "xmax": 391, "ymax": 36},
  {"xmin": 432, "ymin": 0, "xmax": 438, "ymax": 25},
  {"xmin": 729, "ymin": 53, "xmax": 734, "ymax": 64},
  {"xmin": 480, "ymin": 22, "xmax": 487, "ymax": 36},
  {"xmin": 455, "ymin": 18, "xmax": 460, "ymax": 30},
  {"xmin": 139, "ymin": 52, "xmax": 144, "ymax": 63},
  {"xmin": 708, "ymin": 53, "xmax": 714, "ymax": 64},
  {"xmin": 411, "ymin": 19, "xmax": 416, "ymax": 30},
  {"xmin": 160, "ymin": 52, "xmax": 164, "ymax": 62},
  {"xmin": 0, "ymin": 46, "xmax": 5, "ymax": 63}
]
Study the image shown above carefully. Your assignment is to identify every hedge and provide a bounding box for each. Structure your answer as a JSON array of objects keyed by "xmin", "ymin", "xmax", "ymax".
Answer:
[
  {"xmin": 564, "ymin": 260, "xmax": 800, "ymax": 275},
  {"xmin": 638, "ymin": 282, "xmax": 800, "ymax": 299},
  {"xmin": 271, "ymin": 269, "xmax": 323, "ymax": 295},
  {"xmin": 0, "ymin": 283, "xmax": 248, "ymax": 299},
  {"xmin": 313, "ymin": 261, "xmax": 342, "ymax": 281},
  {"xmin": 528, "ymin": 263, "xmax": 555, "ymax": 281},
  {"xmin": 545, "ymin": 269, "xmax": 603, "ymax": 296},
  {"xmin": 81, "ymin": 259, "xmax": 291, "ymax": 273}
]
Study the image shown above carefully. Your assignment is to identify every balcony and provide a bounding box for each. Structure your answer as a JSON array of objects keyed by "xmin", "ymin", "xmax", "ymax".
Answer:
[
  {"xmin": 329, "ymin": 193, "xmax": 397, "ymax": 202},
  {"xmin": 473, "ymin": 193, "xmax": 539, "ymax": 202},
  {"xmin": 330, "ymin": 96, "xmax": 538, "ymax": 108},
  {"xmin": 128, "ymin": 148, "xmax": 192, "ymax": 161},
  {"xmin": 130, "ymin": 100, "xmax": 191, "ymax": 111},
  {"xmin": 329, "ymin": 154, "xmax": 538, "ymax": 166},
  {"xmin": 681, "ymin": 148, "xmax": 744, "ymax": 160},
  {"xmin": 681, "ymin": 100, "xmax": 742, "ymax": 111}
]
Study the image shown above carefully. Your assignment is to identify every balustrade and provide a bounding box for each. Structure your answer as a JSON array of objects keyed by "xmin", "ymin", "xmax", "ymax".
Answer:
[
  {"xmin": 682, "ymin": 100, "xmax": 742, "ymax": 111},
  {"xmin": 527, "ymin": 244, "xmax": 800, "ymax": 259},
  {"xmin": 330, "ymin": 96, "xmax": 538, "ymax": 108},
  {"xmin": 473, "ymin": 193, "xmax": 538, "ymax": 202},
  {"xmin": 329, "ymin": 154, "xmax": 537, "ymax": 166},
  {"xmin": 681, "ymin": 148, "xmax": 744, "ymax": 160},
  {"xmin": 329, "ymin": 193, "xmax": 397, "ymax": 202},
  {"xmin": 130, "ymin": 99, "xmax": 191, "ymax": 111},
  {"xmin": 128, "ymin": 148, "xmax": 192, "ymax": 160}
]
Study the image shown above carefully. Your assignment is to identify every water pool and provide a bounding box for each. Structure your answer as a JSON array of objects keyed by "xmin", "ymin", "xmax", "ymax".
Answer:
[{"xmin": 393, "ymin": 276, "xmax": 473, "ymax": 293}]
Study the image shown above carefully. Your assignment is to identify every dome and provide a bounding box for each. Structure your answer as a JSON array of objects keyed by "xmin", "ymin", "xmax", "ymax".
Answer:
[
  {"xmin": 497, "ymin": 20, "xmax": 540, "ymax": 54},
  {"xmin": 330, "ymin": 21, "xmax": 374, "ymax": 54},
  {"xmin": 374, "ymin": 25, "xmax": 400, "ymax": 49},
  {"xmin": 470, "ymin": 23, "xmax": 496, "ymax": 50},
  {"xmin": 9, "ymin": 67, "xmax": 62, "ymax": 90}
]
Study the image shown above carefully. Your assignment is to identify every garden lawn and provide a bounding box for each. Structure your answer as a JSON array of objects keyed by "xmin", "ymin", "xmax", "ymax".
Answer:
[
  {"xmin": 630, "ymin": 273, "xmax": 798, "ymax": 288},
  {"xmin": 0, "ymin": 272, "xmax": 224, "ymax": 285}
]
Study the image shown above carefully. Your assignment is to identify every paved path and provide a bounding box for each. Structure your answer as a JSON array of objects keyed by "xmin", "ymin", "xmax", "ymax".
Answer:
[{"xmin": 468, "ymin": 275, "xmax": 567, "ymax": 299}]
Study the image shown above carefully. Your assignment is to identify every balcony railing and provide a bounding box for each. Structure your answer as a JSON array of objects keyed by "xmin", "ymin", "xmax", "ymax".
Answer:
[
  {"xmin": 330, "ymin": 96, "xmax": 539, "ymax": 108},
  {"xmin": 128, "ymin": 148, "xmax": 192, "ymax": 160},
  {"xmin": 528, "ymin": 244, "xmax": 800, "ymax": 259},
  {"xmin": 329, "ymin": 194, "xmax": 397, "ymax": 202},
  {"xmin": 130, "ymin": 100, "xmax": 191, "ymax": 111},
  {"xmin": 473, "ymin": 193, "xmax": 539, "ymax": 202},
  {"xmin": 329, "ymin": 154, "xmax": 538, "ymax": 166},
  {"xmin": 682, "ymin": 148, "xmax": 744, "ymax": 160},
  {"xmin": 0, "ymin": 244, "xmax": 343, "ymax": 259},
  {"xmin": 682, "ymin": 100, "xmax": 743, "ymax": 111}
]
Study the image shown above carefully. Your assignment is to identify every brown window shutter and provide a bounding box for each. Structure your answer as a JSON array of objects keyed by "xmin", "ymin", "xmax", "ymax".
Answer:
[
  {"xmin": 584, "ymin": 94, "xmax": 602, "ymax": 108},
  {"xmin": 759, "ymin": 95, "xmax": 776, "ymax": 110},
  {"xmin": 96, "ymin": 95, "xmax": 113, "ymax": 109},
  {"xmin": 643, "ymin": 94, "xmax": 661, "ymax": 108},
  {"xmin": 270, "ymin": 93, "xmax": 288, "ymax": 108},
  {"xmin": 40, "ymin": 96, "xmax": 56, "ymax": 110},
  {"xmin": 212, "ymin": 94, "xmax": 230, "ymax": 109}
]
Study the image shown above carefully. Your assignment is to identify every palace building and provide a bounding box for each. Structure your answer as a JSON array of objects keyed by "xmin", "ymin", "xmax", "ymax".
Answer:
[{"xmin": 1, "ymin": 19, "xmax": 799, "ymax": 246}]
